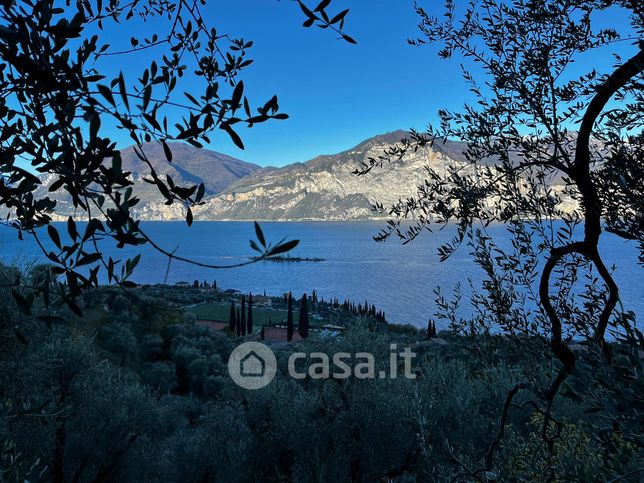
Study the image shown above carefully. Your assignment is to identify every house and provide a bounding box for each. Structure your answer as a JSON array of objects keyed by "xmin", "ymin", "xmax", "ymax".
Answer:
[
  {"xmin": 231, "ymin": 294, "xmax": 272, "ymax": 308},
  {"xmin": 253, "ymin": 295, "xmax": 272, "ymax": 308},
  {"xmin": 260, "ymin": 326, "xmax": 303, "ymax": 343}
]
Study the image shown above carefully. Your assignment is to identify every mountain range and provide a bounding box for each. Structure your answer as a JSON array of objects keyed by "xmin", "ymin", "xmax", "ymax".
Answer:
[{"xmin": 37, "ymin": 131, "xmax": 573, "ymax": 221}]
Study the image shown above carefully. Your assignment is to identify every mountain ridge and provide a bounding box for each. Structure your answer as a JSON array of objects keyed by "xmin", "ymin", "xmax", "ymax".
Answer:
[
  {"xmin": 31, "ymin": 131, "xmax": 574, "ymax": 221},
  {"xmin": 30, "ymin": 142, "xmax": 261, "ymax": 219}
]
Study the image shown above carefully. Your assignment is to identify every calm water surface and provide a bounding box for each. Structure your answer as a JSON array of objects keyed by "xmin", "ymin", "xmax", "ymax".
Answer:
[{"xmin": 1, "ymin": 221, "xmax": 641, "ymax": 329}]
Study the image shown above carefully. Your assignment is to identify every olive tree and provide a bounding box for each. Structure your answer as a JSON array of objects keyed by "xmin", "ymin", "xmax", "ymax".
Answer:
[
  {"xmin": 358, "ymin": 0, "xmax": 643, "ymax": 478},
  {"xmin": 0, "ymin": 0, "xmax": 353, "ymax": 316}
]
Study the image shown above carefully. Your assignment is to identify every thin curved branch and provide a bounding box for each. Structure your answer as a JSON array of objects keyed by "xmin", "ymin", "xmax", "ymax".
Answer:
[
  {"xmin": 575, "ymin": 46, "xmax": 644, "ymax": 173},
  {"xmin": 485, "ymin": 382, "xmax": 528, "ymax": 469},
  {"xmin": 539, "ymin": 241, "xmax": 586, "ymax": 374},
  {"xmin": 589, "ymin": 249, "xmax": 619, "ymax": 345}
]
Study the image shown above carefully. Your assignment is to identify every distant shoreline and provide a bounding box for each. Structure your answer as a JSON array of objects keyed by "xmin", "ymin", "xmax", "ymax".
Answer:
[
  {"xmin": 43, "ymin": 217, "xmax": 393, "ymax": 223},
  {"xmin": 42, "ymin": 217, "xmax": 521, "ymax": 224},
  {"xmin": 251, "ymin": 255, "xmax": 325, "ymax": 263}
]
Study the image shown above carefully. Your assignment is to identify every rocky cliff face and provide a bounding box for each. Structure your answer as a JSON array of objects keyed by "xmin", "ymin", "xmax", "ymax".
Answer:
[
  {"xmin": 30, "ymin": 142, "xmax": 261, "ymax": 220},
  {"xmin": 141, "ymin": 131, "xmax": 573, "ymax": 221},
  {"xmin": 31, "ymin": 132, "xmax": 575, "ymax": 221},
  {"xmin": 190, "ymin": 130, "xmax": 451, "ymax": 220}
]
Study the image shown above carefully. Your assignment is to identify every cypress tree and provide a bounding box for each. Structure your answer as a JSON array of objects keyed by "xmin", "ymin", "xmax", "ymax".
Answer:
[
  {"xmin": 287, "ymin": 292, "xmax": 294, "ymax": 341},
  {"xmin": 240, "ymin": 294, "xmax": 246, "ymax": 329},
  {"xmin": 240, "ymin": 300, "xmax": 246, "ymax": 336},
  {"xmin": 427, "ymin": 319, "xmax": 433, "ymax": 340},
  {"xmin": 235, "ymin": 309, "xmax": 241, "ymax": 337},
  {"xmin": 298, "ymin": 293, "xmax": 309, "ymax": 338},
  {"xmin": 247, "ymin": 293, "xmax": 253, "ymax": 334},
  {"xmin": 229, "ymin": 301, "xmax": 236, "ymax": 331}
]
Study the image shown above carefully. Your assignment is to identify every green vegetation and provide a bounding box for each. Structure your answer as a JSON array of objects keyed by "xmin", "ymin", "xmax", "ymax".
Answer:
[
  {"xmin": 1, "ymin": 262, "xmax": 641, "ymax": 482},
  {"xmin": 191, "ymin": 302, "xmax": 312, "ymax": 327}
]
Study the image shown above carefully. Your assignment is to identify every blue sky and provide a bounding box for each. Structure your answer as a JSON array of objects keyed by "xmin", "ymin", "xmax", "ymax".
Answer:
[
  {"xmin": 201, "ymin": 0, "xmax": 470, "ymax": 166},
  {"xmin": 100, "ymin": 0, "xmax": 469, "ymax": 166},
  {"xmin": 98, "ymin": 0, "xmax": 638, "ymax": 167}
]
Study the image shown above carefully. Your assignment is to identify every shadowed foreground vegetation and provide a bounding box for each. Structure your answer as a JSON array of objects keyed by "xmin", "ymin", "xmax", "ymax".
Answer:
[{"xmin": 1, "ymin": 263, "xmax": 642, "ymax": 482}]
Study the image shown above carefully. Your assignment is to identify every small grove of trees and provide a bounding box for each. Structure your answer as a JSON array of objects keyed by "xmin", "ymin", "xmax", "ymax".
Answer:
[
  {"xmin": 426, "ymin": 319, "xmax": 437, "ymax": 339},
  {"xmin": 0, "ymin": 0, "xmax": 356, "ymax": 317},
  {"xmin": 359, "ymin": 0, "xmax": 643, "ymax": 478},
  {"xmin": 227, "ymin": 294, "xmax": 255, "ymax": 337},
  {"xmin": 329, "ymin": 297, "xmax": 386, "ymax": 323}
]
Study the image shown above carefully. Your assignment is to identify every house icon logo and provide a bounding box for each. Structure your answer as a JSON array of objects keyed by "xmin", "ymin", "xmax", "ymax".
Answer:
[
  {"xmin": 240, "ymin": 351, "xmax": 265, "ymax": 378},
  {"xmin": 228, "ymin": 342, "xmax": 277, "ymax": 389}
]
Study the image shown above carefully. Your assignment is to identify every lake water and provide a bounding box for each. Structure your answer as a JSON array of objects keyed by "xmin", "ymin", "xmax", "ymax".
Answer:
[{"xmin": 0, "ymin": 221, "xmax": 641, "ymax": 330}]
